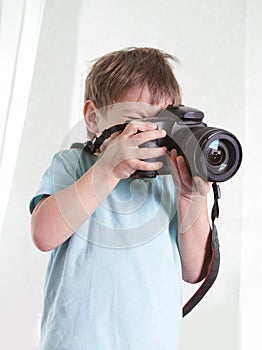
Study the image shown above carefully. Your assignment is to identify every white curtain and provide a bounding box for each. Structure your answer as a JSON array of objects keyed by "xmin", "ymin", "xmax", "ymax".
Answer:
[{"xmin": 0, "ymin": 0, "xmax": 46, "ymax": 233}]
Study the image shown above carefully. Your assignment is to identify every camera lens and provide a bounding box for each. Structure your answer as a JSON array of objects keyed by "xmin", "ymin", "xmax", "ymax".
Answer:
[
  {"xmin": 203, "ymin": 132, "xmax": 241, "ymax": 181},
  {"xmin": 184, "ymin": 127, "xmax": 242, "ymax": 182},
  {"xmin": 206, "ymin": 139, "xmax": 230, "ymax": 174}
]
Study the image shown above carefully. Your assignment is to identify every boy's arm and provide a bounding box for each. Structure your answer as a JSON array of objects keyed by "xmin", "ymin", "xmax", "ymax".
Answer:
[
  {"xmin": 168, "ymin": 149, "xmax": 212, "ymax": 283},
  {"xmin": 31, "ymin": 162, "xmax": 119, "ymax": 252},
  {"xmin": 176, "ymin": 192, "xmax": 211, "ymax": 283},
  {"xmin": 31, "ymin": 121, "xmax": 167, "ymax": 252}
]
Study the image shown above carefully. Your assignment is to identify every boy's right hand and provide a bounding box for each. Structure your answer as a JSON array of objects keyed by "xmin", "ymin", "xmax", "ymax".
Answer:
[{"xmin": 96, "ymin": 120, "xmax": 167, "ymax": 180}]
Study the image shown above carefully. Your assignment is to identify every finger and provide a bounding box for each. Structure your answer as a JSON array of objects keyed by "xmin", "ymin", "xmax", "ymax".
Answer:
[
  {"xmin": 176, "ymin": 156, "xmax": 193, "ymax": 190},
  {"xmin": 130, "ymin": 129, "xmax": 167, "ymax": 147},
  {"xmin": 137, "ymin": 146, "xmax": 167, "ymax": 160},
  {"xmin": 130, "ymin": 159, "xmax": 164, "ymax": 172},
  {"xmin": 167, "ymin": 150, "xmax": 183, "ymax": 188},
  {"xmin": 122, "ymin": 120, "xmax": 157, "ymax": 137},
  {"xmin": 170, "ymin": 148, "xmax": 178, "ymax": 159}
]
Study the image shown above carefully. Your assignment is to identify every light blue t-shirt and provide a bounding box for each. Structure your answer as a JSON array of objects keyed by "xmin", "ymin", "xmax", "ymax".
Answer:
[{"xmin": 30, "ymin": 148, "xmax": 182, "ymax": 350}]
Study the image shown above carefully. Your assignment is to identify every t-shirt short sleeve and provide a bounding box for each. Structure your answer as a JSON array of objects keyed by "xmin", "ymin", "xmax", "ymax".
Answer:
[{"xmin": 29, "ymin": 149, "xmax": 86, "ymax": 214}]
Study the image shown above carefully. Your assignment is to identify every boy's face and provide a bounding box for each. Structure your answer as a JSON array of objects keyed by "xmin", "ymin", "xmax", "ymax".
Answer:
[{"xmin": 85, "ymin": 85, "xmax": 173, "ymax": 135}]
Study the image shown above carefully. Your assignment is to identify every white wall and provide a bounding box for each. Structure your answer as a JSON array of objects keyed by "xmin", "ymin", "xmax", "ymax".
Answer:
[
  {"xmin": 241, "ymin": 0, "xmax": 262, "ymax": 349},
  {"xmin": 0, "ymin": 0, "xmax": 259, "ymax": 349},
  {"xmin": 0, "ymin": 0, "xmax": 82, "ymax": 348}
]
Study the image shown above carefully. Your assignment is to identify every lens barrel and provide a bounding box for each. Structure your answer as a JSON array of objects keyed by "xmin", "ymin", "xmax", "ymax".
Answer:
[{"xmin": 183, "ymin": 127, "xmax": 242, "ymax": 182}]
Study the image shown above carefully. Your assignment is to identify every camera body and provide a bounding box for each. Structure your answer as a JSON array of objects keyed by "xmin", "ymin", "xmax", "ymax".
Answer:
[
  {"xmin": 131, "ymin": 105, "xmax": 242, "ymax": 182},
  {"xmin": 84, "ymin": 105, "xmax": 242, "ymax": 182}
]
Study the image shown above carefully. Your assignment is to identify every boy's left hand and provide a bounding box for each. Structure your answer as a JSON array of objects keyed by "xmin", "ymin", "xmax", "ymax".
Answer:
[{"xmin": 167, "ymin": 149, "xmax": 211, "ymax": 199}]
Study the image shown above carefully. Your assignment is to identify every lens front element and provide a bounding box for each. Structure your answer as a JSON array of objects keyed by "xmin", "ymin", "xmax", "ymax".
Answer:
[
  {"xmin": 207, "ymin": 140, "xmax": 228, "ymax": 172},
  {"xmin": 201, "ymin": 130, "xmax": 242, "ymax": 182}
]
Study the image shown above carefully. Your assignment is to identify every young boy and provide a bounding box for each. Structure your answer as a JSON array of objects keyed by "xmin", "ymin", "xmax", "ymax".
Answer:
[{"xmin": 30, "ymin": 47, "xmax": 211, "ymax": 350}]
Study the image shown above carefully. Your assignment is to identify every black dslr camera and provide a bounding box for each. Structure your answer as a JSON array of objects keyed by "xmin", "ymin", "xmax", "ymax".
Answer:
[{"xmin": 86, "ymin": 105, "xmax": 242, "ymax": 182}]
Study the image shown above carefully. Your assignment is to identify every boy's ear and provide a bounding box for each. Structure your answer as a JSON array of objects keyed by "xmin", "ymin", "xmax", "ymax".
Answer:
[{"xmin": 83, "ymin": 100, "xmax": 99, "ymax": 134}]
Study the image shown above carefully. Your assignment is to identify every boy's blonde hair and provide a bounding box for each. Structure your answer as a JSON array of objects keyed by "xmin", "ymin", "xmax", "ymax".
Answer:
[{"xmin": 84, "ymin": 47, "xmax": 182, "ymax": 107}]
